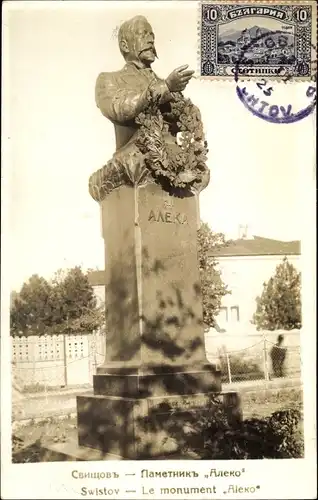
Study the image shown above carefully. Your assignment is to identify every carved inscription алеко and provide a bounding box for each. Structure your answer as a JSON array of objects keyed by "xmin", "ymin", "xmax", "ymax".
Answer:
[
  {"xmin": 148, "ymin": 210, "xmax": 188, "ymax": 225},
  {"xmin": 147, "ymin": 194, "xmax": 189, "ymax": 225}
]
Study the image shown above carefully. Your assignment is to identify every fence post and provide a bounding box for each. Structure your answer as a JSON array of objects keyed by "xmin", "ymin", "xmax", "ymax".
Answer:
[
  {"xmin": 93, "ymin": 330, "xmax": 97, "ymax": 373},
  {"xmin": 32, "ymin": 336, "xmax": 36, "ymax": 386},
  {"xmin": 89, "ymin": 330, "xmax": 97, "ymax": 384},
  {"xmin": 263, "ymin": 335, "xmax": 269, "ymax": 381},
  {"xmin": 226, "ymin": 352, "xmax": 232, "ymax": 384},
  {"xmin": 63, "ymin": 334, "xmax": 68, "ymax": 387}
]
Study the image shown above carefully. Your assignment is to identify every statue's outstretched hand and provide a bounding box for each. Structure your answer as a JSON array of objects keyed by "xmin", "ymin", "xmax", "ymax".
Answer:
[{"xmin": 165, "ymin": 65, "xmax": 195, "ymax": 92}]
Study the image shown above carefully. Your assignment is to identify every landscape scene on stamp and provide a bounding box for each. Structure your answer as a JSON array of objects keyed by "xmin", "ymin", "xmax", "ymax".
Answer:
[
  {"xmin": 218, "ymin": 25, "xmax": 295, "ymax": 66},
  {"xmin": 11, "ymin": 13, "xmax": 304, "ymax": 462}
]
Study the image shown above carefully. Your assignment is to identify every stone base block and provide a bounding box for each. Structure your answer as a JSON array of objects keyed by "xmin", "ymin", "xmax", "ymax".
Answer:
[
  {"xmin": 39, "ymin": 440, "xmax": 201, "ymax": 462},
  {"xmin": 77, "ymin": 391, "xmax": 241, "ymax": 459},
  {"xmin": 39, "ymin": 440, "xmax": 125, "ymax": 462},
  {"xmin": 93, "ymin": 365, "xmax": 221, "ymax": 398}
]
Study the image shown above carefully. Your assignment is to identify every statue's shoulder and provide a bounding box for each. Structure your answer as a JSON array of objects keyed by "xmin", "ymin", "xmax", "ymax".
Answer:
[
  {"xmin": 95, "ymin": 71, "xmax": 124, "ymax": 105},
  {"xmin": 96, "ymin": 69, "xmax": 126, "ymax": 89}
]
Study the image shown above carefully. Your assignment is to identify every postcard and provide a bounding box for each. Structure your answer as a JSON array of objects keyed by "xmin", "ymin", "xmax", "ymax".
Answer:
[{"xmin": 1, "ymin": 1, "xmax": 316, "ymax": 499}]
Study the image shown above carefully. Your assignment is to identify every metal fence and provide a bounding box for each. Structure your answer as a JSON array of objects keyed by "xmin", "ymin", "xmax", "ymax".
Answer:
[
  {"xmin": 12, "ymin": 331, "xmax": 302, "ymax": 393},
  {"xmin": 207, "ymin": 338, "xmax": 301, "ymax": 384}
]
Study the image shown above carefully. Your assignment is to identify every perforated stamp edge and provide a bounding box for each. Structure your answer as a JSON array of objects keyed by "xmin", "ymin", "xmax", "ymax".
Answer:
[{"xmin": 196, "ymin": 0, "xmax": 317, "ymax": 82}]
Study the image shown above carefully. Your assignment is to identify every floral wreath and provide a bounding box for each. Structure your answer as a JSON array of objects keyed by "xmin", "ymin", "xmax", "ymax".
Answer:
[{"xmin": 135, "ymin": 91, "xmax": 209, "ymax": 189}]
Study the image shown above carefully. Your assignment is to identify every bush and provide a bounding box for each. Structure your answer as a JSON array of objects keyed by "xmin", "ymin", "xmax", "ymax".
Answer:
[
  {"xmin": 180, "ymin": 399, "xmax": 303, "ymax": 459},
  {"xmin": 218, "ymin": 349, "xmax": 264, "ymax": 382},
  {"xmin": 12, "ymin": 439, "xmax": 42, "ymax": 464}
]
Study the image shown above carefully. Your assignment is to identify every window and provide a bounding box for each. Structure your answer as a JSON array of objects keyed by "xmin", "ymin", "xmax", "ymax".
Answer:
[
  {"xmin": 230, "ymin": 306, "xmax": 240, "ymax": 322},
  {"xmin": 219, "ymin": 307, "xmax": 228, "ymax": 323}
]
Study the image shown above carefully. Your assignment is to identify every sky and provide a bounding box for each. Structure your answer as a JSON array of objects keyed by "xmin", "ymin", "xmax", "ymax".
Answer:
[{"xmin": 3, "ymin": 1, "xmax": 316, "ymax": 291}]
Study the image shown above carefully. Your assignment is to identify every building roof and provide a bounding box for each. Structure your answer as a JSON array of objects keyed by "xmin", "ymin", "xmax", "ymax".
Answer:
[{"xmin": 210, "ymin": 236, "xmax": 301, "ymax": 257}]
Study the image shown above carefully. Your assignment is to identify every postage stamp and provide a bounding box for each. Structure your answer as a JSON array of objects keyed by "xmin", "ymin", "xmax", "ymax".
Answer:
[
  {"xmin": 2, "ymin": 1, "xmax": 317, "ymax": 499},
  {"xmin": 199, "ymin": 0, "xmax": 317, "ymax": 79}
]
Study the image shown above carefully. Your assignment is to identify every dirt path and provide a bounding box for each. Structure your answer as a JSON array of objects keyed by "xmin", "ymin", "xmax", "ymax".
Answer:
[
  {"xmin": 13, "ymin": 388, "xmax": 93, "ymax": 420},
  {"xmin": 12, "ymin": 377, "xmax": 301, "ymax": 421}
]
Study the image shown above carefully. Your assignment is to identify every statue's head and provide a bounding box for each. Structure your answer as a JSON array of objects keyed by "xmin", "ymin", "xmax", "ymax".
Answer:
[{"xmin": 118, "ymin": 16, "xmax": 157, "ymax": 67}]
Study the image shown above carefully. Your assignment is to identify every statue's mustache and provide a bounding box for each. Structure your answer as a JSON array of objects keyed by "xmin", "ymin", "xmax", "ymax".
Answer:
[{"xmin": 139, "ymin": 45, "xmax": 158, "ymax": 58}]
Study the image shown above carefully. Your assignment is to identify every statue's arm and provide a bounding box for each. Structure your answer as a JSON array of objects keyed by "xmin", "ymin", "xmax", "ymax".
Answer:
[{"xmin": 95, "ymin": 73, "xmax": 172, "ymax": 123}]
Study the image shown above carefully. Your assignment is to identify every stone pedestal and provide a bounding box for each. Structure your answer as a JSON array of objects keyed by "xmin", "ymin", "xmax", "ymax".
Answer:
[
  {"xmin": 76, "ymin": 391, "xmax": 240, "ymax": 459},
  {"xmin": 98, "ymin": 182, "xmax": 210, "ymax": 371},
  {"xmin": 75, "ymin": 181, "xmax": 237, "ymax": 459}
]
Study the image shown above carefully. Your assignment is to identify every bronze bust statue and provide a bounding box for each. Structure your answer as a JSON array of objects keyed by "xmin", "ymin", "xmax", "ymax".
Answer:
[
  {"xmin": 90, "ymin": 15, "xmax": 210, "ymax": 201},
  {"xmin": 96, "ymin": 16, "xmax": 194, "ymax": 151}
]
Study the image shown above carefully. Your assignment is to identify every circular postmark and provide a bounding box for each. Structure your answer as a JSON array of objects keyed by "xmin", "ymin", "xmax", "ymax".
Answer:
[{"xmin": 233, "ymin": 31, "xmax": 317, "ymax": 124}]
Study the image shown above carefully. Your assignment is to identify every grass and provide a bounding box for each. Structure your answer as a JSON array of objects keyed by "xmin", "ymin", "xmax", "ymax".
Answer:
[
  {"xmin": 242, "ymin": 387, "xmax": 303, "ymax": 418},
  {"xmin": 12, "ymin": 387, "xmax": 303, "ymax": 463},
  {"xmin": 21, "ymin": 383, "xmax": 92, "ymax": 394},
  {"xmin": 12, "ymin": 415, "xmax": 77, "ymax": 463},
  {"xmin": 13, "ymin": 415, "xmax": 76, "ymax": 445}
]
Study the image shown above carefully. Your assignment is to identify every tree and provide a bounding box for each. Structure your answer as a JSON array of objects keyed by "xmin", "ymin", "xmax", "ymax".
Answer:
[
  {"xmin": 48, "ymin": 266, "xmax": 104, "ymax": 335},
  {"xmin": 10, "ymin": 275, "xmax": 53, "ymax": 335},
  {"xmin": 197, "ymin": 222, "xmax": 231, "ymax": 329},
  {"xmin": 252, "ymin": 257, "xmax": 301, "ymax": 330},
  {"xmin": 11, "ymin": 224, "xmax": 229, "ymax": 335},
  {"xmin": 10, "ymin": 267, "xmax": 104, "ymax": 336}
]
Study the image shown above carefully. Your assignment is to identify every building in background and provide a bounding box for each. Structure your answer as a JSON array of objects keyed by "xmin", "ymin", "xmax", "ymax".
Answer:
[
  {"xmin": 11, "ymin": 229, "xmax": 302, "ymax": 388},
  {"xmin": 93, "ymin": 226, "xmax": 301, "ymax": 336},
  {"xmin": 211, "ymin": 230, "xmax": 301, "ymax": 335}
]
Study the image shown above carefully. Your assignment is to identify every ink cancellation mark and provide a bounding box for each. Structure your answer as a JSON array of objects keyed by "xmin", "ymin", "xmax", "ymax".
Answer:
[
  {"xmin": 234, "ymin": 35, "xmax": 317, "ymax": 123},
  {"xmin": 235, "ymin": 78, "xmax": 316, "ymax": 123},
  {"xmin": 199, "ymin": 0, "xmax": 317, "ymax": 81}
]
